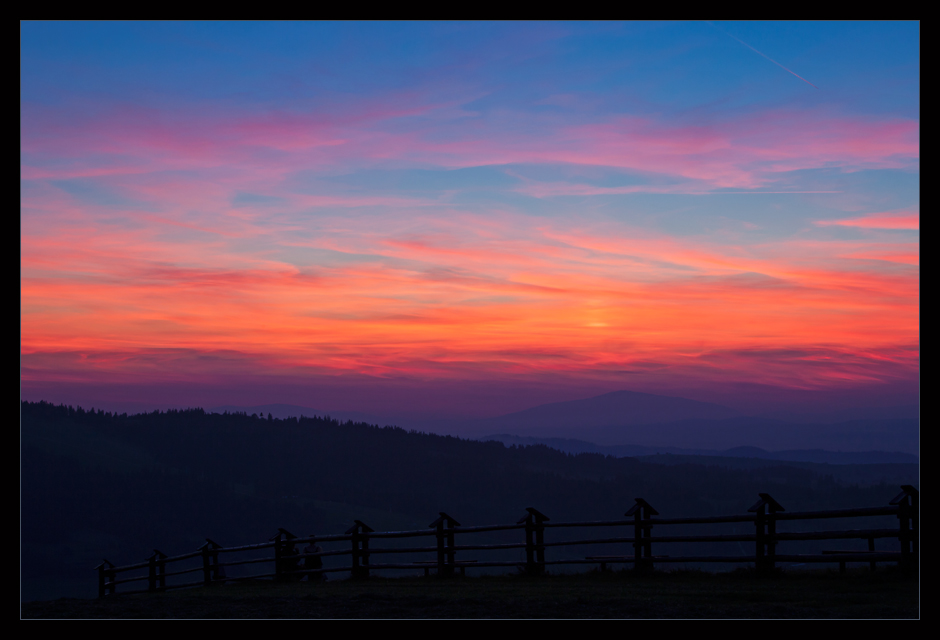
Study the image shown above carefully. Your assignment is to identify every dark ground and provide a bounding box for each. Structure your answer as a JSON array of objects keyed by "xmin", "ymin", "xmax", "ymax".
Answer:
[{"xmin": 21, "ymin": 569, "xmax": 919, "ymax": 619}]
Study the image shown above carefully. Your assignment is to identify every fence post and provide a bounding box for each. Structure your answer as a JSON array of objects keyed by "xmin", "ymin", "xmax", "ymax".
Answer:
[
  {"xmin": 147, "ymin": 550, "xmax": 167, "ymax": 592},
  {"xmin": 198, "ymin": 540, "xmax": 217, "ymax": 586},
  {"xmin": 206, "ymin": 538, "xmax": 223, "ymax": 582},
  {"xmin": 890, "ymin": 485, "xmax": 919, "ymax": 574},
  {"xmin": 362, "ymin": 531, "xmax": 371, "ymax": 578},
  {"xmin": 199, "ymin": 539, "xmax": 223, "ymax": 586},
  {"xmin": 157, "ymin": 549, "xmax": 167, "ymax": 590},
  {"xmin": 345, "ymin": 520, "xmax": 374, "ymax": 579},
  {"xmin": 626, "ymin": 498, "xmax": 659, "ymax": 574},
  {"xmin": 270, "ymin": 529, "xmax": 298, "ymax": 583},
  {"xmin": 435, "ymin": 521, "xmax": 444, "ymax": 576},
  {"xmin": 748, "ymin": 493, "xmax": 785, "ymax": 575},
  {"xmin": 148, "ymin": 553, "xmax": 157, "ymax": 592},
  {"xmin": 346, "ymin": 524, "xmax": 358, "ymax": 578},
  {"xmin": 517, "ymin": 508, "xmax": 549, "ymax": 575},
  {"xmin": 95, "ymin": 560, "xmax": 115, "ymax": 598},
  {"xmin": 429, "ymin": 512, "xmax": 461, "ymax": 578}
]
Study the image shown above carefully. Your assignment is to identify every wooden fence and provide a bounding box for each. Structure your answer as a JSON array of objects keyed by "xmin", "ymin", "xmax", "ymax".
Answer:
[{"xmin": 95, "ymin": 485, "xmax": 918, "ymax": 597}]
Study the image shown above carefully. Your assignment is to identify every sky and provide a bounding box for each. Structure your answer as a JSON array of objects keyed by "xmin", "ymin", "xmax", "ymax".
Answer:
[{"xmin": 20, "ymin": 21, "xmax": 919, "ymax": 422}]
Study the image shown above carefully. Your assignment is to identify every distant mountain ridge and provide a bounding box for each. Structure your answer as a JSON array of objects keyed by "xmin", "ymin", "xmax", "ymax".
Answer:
[
  {"xmin": 475, "ymin": 390, "xmax": 740, "ymax": 432},
  {"xmin": 211, "ymin": 390, "xmax": 918, "ymax": 455},
  {"xmin": 462, "ymin": 391, "xmax": 917, "ymax": 454},
  {"xmin": 479, "ymin": 434, "xmax": 919, "ymax": 465},
  {"xmin": 502, "ymin": 415, "xmax": 919, "ymax": 454}
]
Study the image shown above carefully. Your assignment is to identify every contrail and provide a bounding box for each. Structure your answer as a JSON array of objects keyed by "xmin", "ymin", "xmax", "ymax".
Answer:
[{"xmin": 705, "ymin": 21, "xmax": 819, "ymax": 89}]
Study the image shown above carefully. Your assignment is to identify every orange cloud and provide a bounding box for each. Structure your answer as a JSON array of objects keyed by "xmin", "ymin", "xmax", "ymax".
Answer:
[{"xmin": 22, "ymin": 205, "xmax": 918, "ymax": 392}]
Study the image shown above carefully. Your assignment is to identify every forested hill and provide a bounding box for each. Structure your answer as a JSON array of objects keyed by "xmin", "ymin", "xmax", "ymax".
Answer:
[
  {"xmin": 21, "ymin": 401, "xmax": 917, "ymax": 601},
  {"xmin": 23, "ymin": 400, "xmax": 915, "ymax": 519}
]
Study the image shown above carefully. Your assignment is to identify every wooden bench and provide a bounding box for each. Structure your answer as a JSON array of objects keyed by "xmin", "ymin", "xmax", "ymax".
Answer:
[
  {"xmin": 822, "ymin": 550, "xmax": 880, "ymax": 573},
  {"xmin": 586, "ymin": 556, "xmax": 668, "ymax": 571},
  {"xmin": 414, "ymin": 560, "xmax": 478, "ymax": 577},
  {"xmin": 823, "ymin": 537, "xmax": 878, "ymax": 572}
]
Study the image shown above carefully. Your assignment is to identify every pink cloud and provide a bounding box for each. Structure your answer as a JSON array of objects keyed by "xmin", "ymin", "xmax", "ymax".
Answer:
[
  {"xmin": 815, "ymin": 210, "xmax": 919, "ymax": 230},
  {"xmin": 22, "ymin": 101, "xmax": 919, "ymax": 191},
  {"xmin": 542, "ymin": 112, "xmax": 918, "ymax": 189}
]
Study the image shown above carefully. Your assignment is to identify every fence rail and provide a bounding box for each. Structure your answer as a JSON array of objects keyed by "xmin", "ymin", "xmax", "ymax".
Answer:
[{"xmin": 95, "ymin": 485, "xmax": 918, "ymax": 597}]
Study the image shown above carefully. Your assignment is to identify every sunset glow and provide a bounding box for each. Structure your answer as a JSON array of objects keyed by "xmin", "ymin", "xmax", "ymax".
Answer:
[{"xmin": 21, "ymin": 22, "xmax": 919, "ymax": 417}]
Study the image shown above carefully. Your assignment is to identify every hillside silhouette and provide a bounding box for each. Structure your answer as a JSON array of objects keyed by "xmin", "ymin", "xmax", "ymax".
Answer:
[{"xmin": 21, "ymin": 401, "xmax": 918, "ymax": 601}]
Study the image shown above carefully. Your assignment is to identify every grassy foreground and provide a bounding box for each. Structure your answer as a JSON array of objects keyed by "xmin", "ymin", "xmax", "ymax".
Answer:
[{"xmin": 22, "ymin": 569, "xmax": 919, "ymax": 619}]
